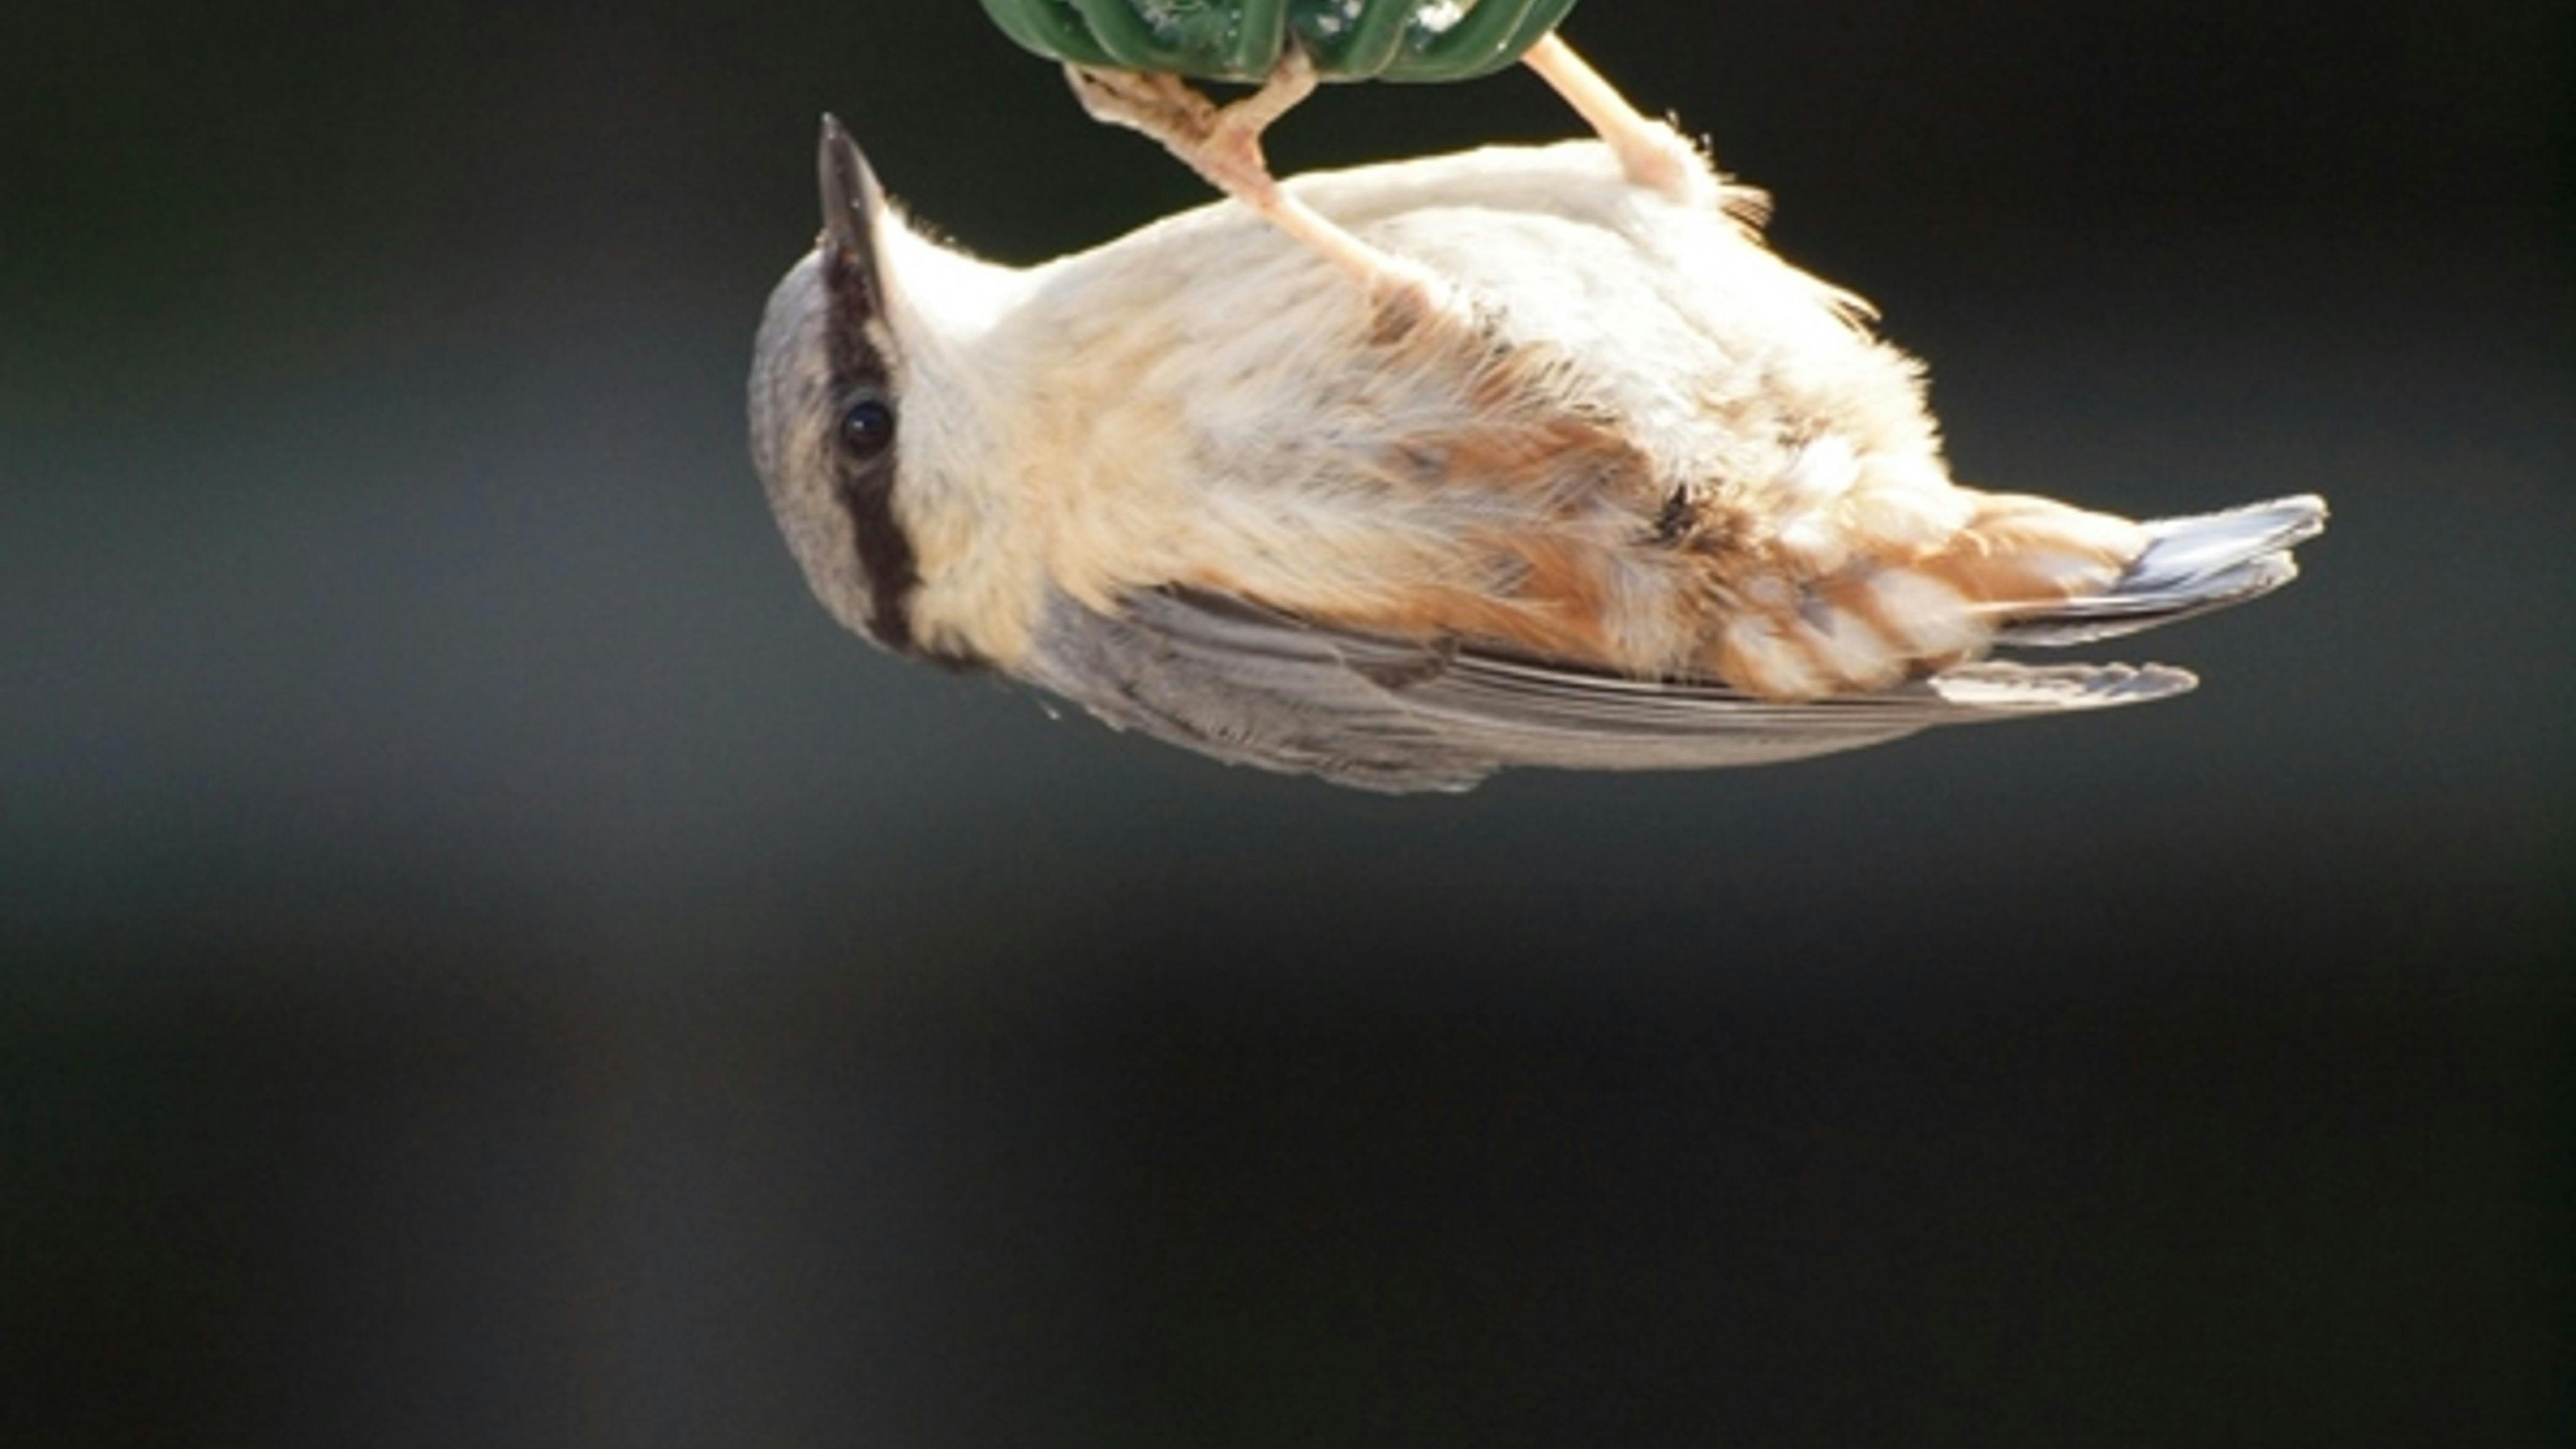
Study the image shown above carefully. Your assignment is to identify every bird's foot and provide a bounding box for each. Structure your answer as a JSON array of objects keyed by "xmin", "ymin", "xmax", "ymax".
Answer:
[
  {"xmin": 1066, "ymin": 48, "xmax": 1320, "ymax": 206},
  {"xmin": 1066, "ymin": 49, "xmax": 1434, "ymax": 307}
]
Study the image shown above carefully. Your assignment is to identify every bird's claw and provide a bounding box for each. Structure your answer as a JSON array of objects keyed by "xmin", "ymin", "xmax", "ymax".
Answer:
[
  {"xmin": 1066, "ymin": 53, "xmax": 1314, "ymax": 203},
  {"xmin": 1068, "ymin": 46, "xmax": 1446, "ymax": 309}
]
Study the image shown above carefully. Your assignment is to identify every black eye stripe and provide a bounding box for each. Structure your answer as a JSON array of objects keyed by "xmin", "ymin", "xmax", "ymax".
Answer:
[{"xmin": 817, "ymin": 245, "xmax": 925, "ymax": 655}]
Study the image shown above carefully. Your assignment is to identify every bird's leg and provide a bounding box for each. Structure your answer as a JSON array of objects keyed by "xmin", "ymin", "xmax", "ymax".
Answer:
[
  {"xmin": 1066, "ymin": 47, "xmax": 1438, "ymax": 320},
  {"xmin": 1519, "ymin": 33, "xmax": 1716, "ymax": 207}
]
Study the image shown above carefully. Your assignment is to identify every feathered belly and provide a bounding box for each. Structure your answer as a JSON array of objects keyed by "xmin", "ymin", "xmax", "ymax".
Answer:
[{"xmin": 1013, "ymin": 180, "xmax": 2151, "ymax": 700}]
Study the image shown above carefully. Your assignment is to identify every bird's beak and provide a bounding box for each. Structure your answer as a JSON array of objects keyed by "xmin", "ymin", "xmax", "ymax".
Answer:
[{"xmin": 817, "ymin": 114, "xmax": 885, "ymax": 268}]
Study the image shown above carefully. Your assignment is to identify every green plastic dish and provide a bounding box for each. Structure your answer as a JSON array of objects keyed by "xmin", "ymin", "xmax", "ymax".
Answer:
[{"xmin": 976, "ymin": 0, "xmax": 1582, "ymax": 83}]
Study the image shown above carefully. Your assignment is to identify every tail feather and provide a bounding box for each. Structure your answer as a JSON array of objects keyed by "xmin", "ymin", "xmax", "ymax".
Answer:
[{"xmin": 1998, "ymin": 494, "xmax": 2326, "ymax": 647}]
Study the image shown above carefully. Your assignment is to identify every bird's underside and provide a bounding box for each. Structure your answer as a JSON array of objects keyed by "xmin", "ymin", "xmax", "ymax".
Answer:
[
  {"xmin": 969, "ymin": 156, "xmax": 2316, "ymax": 735},
  {"xmin": 1016, "ymin": 51, "xmax": 2333, "ymax": 789}
]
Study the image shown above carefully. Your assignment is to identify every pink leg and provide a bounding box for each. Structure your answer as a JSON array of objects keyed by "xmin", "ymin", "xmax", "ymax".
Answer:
[
  {"xmin": 1066, "ymin": 48, "xmax": 1439, "ymax": 316},
  {"xmin": 1520, "ymin": 33, "xmax": 1715, "ymax": 206}
]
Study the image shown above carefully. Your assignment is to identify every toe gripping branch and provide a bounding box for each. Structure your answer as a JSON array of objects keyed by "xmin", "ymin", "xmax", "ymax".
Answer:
[{"xmin": 987, "ymin": 0, "xmax": 1582, "ymax": 84}]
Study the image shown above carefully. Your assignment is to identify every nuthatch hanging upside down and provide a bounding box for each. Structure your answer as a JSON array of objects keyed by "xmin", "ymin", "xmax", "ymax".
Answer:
[{"xmin": 748, "ymin": 96, "xmax": 2324, "ymax": 792}]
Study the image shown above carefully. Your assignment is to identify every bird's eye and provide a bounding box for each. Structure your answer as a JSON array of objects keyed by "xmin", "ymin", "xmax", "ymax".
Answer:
[{"xmin": 837, "ymin": 394, "xmax": 895, "ymax": 460}]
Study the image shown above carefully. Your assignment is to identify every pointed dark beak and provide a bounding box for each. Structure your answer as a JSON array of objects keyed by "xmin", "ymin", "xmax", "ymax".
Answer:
[{"xmin": 817, "ymin": 114, "xmax": 884, "ymax": 265}]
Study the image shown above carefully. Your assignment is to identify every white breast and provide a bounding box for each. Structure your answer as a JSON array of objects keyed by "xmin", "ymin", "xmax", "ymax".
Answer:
[{"xmin": 901, "ymin": 142, "xmax": 1960, "ymax": 669}]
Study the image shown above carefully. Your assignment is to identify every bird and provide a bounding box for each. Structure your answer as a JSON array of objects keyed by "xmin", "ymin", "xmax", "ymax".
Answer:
[{"xmin": 747, "ymin": 94, "xmax": 2325, "ymax": 794}]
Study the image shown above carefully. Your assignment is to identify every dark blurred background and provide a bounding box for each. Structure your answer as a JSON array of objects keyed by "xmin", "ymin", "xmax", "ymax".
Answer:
[{"xmin": 3, "ymin": 1, "xmax": 2567, "ymax": 1444}]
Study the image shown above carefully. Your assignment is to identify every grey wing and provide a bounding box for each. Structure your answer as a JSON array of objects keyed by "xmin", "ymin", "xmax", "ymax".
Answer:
[{"xmin": 1021, "ymin": 589, "xmax": 2195, "ymax": 793}]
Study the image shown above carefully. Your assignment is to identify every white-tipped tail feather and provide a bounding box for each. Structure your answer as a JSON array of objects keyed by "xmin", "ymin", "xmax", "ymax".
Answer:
[
  {"xmin": 1929, "ymin": 660, "xmax": 2198, "ymax": 708},
  {"xmin": 1998, "ymin": 494, "xmax": 2328, "ymax": 647}
]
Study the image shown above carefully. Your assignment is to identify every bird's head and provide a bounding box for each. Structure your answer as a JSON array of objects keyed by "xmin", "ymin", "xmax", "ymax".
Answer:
[{"xmin": 748, "ymin": 117, "xmax": 1021, "ymax": 661}]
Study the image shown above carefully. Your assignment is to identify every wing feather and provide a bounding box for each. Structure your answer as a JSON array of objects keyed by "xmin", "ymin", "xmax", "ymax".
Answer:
[{"xmin": 1024, "ymin": 588, "xmax": 2193, "ymax": 792}]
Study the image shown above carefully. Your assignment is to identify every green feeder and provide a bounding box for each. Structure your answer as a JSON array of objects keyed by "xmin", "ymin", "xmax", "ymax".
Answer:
[{"xmin": 976, "ymin": 0, "xmax": 1582, "ymax": 84}]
